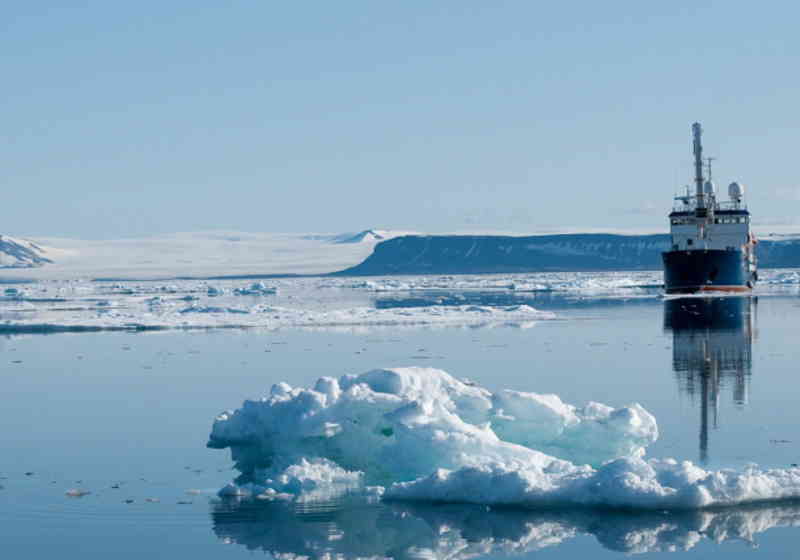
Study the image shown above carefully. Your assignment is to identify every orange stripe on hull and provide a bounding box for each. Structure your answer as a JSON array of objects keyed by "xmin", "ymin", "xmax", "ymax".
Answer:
[
  {"xmin": 698, "ymin": 285, "xmax": 751, "ymax": 293},
  {"xmin": 666, "ymin": 285, "xmax": 752, "ymax": 294}
]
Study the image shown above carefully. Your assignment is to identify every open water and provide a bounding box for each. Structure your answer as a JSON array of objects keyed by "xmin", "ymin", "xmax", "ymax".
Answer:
[{"xmin": 2, "ymin": 282, "xmax": 800, "ymax": 558}]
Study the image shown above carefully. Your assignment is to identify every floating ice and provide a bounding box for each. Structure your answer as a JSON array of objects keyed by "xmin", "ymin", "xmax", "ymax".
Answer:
[
  {"xmin": 234, "ymin": 282, "xmax": 278, "ymax": 296},
  {"xmin": 4, "ymin": 288, "xmax": 23, "ymax": 297},
  {"xmin": 765, "ymin": 270, "xmax": 800, "ymax": 285},
  {"xmin": 342, "ymin": 271, "xmax": 664, "ymax": 296},
  {"xmin": 2, "ymin": 271, "xmax": 795, "ymax": 334},
  {"xmin": 210, "ymin": 367, "xmax": 800, "ymax": 510},
  {"xmin": 0, "ymin": 279, "xmax": 555, "ymax": 333},
  {"xmin": 219, "ymin": 458, "xmax": 363, "ymax": 503},
  {"xmin": 180, "ymin": 305, "xmax": 250, "ymax": 315}
]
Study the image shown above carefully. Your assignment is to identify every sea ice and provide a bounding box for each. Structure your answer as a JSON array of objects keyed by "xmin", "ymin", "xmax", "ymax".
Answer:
[
  {"xmin": 765, "ymin": 270, "xmax": 800, "ymax": 285},
  {"xmin": 210, "ymin": 367, "xmax": 800, "ymax": 510},
  {"xmin": 233, "ymin": 282, "xmax": 278, "ymax": 296},
  {"xmin": 0, "ymin": 275, "xmax": 556, "ymax": 334},
  {"xmin": 341, "ymin": 271, "xmax": 664, "ymax": 296}
]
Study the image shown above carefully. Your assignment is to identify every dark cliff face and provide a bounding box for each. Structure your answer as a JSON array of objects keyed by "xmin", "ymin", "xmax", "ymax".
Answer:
[
  {"xmin": 335, "ymin": 234, "xmax": 800, "ymax": 276},
  {"xmin": 336, "ymin": 234, "xmax": 670, "ymax": 275},
  {"xmin": 756, "ymin": 239, "xmax": 800, "ymax": 268}
]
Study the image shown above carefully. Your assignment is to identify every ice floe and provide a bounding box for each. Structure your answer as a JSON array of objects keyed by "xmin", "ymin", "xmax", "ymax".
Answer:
[
  {"xmin": 765, "ymin": 270, "xmax": 800, "ymax": 285},
  {"xmin": 233, "ymin": 282, "xmax": 277, "ymax": 296},
  {"xmin": 209, "ymin": 367, "xmax": 800, "ymax": 511}
]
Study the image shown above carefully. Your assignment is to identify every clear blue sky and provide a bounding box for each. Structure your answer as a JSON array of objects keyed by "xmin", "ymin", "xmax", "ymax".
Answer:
[{"xmin": 3, "ymin": 1, "xmax": 799, "ymax": 239}]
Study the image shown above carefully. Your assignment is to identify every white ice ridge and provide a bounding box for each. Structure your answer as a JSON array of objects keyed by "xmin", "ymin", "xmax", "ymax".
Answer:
[{"xmin": 209, "ymin": 367, "xmax": 800, "ymax": 510}]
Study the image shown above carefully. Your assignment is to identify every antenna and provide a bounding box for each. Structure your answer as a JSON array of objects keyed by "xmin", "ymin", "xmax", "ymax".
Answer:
[{"xmin": 705, "ymin": 157, "xmax": 716, "ymax": 181}]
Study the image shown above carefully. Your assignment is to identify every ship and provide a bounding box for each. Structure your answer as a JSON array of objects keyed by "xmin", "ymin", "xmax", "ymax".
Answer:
[{"xmin": 662, "ymin": 123, "xmax": 757, "ymax": 293}]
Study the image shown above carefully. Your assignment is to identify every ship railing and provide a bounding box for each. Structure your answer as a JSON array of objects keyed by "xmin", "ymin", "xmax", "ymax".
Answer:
[
  {"xmin": 671, "ymin": 198, "xmax": 747, "ymax": 213},
  {"xmin": 715, "ymin": 200, "xmax": 747, "ymax": 211}
]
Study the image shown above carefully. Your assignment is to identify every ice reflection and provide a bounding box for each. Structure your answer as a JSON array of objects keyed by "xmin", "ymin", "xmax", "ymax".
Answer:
[
  {"xmin": 664, "ymin": 297, "xmax": 756, "ymax": 464},
  {"xmin": 212, "ymin": 497, "xmax": 800, "ymax": 557}
]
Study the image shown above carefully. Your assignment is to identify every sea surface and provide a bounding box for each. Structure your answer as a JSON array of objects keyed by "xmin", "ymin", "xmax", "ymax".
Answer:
[{"xmin": 2, "ymin": 274, "xmax": 800, "ymax": 558}]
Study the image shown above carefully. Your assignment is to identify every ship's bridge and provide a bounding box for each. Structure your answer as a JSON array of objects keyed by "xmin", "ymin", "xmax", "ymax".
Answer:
[
  {"xmin": 668, "ymin": 200, "xmax": 752, "ymax": 252},
  {"xmin": 670, "ymin": 209, "xmax": 750, "ymax": 226}
]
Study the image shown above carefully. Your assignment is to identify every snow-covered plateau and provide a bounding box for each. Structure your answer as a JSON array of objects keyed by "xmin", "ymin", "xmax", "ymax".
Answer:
[
  {"xmin": 210, "ymin": 367, "xmax": 800, "ymax": 511},
  {"xmin": 0, "ymin": 230, "xmax": 413, "ymax": 280}
]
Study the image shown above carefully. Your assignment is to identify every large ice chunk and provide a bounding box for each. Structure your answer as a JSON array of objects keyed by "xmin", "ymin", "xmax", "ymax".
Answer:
[
  {"xmin": 209, "ymin": 367, "xmax": 656, "ymax": 497},
  {"xmin": 210, "ymin": 366, "xmax": 800, "ymax": 510},
  {"xmin": 386, "ymin": 458, "xmax": 800, "ymax": 510}
]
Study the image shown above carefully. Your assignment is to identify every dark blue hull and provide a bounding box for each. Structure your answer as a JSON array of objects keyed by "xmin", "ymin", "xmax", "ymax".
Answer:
[{"xmin": 662, "ymin": 249, "xmax": 754, "ymax": 293}]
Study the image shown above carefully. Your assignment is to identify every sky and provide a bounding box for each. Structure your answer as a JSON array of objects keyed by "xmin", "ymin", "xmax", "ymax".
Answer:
[{"xmin": 3, "ymin": 1, "xmax": 800, "ymax": 239}]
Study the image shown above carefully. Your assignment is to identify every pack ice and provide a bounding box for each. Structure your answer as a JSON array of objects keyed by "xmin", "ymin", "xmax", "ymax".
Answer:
[{"xmin": 209, "ymin": 366, "xmax": 800, "ymax": 509}]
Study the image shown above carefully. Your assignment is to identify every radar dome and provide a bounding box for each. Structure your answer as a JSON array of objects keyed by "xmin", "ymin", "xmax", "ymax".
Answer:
[
  {"xmin": 729, "ymin": 182, "xmax": 744, "ymax": 202},
  {"xmin": 704, "ymin": 180, "xmax": 715, "ymax": 195}
]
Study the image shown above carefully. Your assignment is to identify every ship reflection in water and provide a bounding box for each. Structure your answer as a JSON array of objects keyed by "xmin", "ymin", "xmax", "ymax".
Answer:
[{"xmin": 663, "ymin": 296, "xmax": 756, "ymax": 464}]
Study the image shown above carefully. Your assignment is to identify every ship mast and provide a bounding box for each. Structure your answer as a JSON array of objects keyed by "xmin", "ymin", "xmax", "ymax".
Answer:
[{"xmin": 692, "ymin": 122, "xmax": 705, "ymax": 209}]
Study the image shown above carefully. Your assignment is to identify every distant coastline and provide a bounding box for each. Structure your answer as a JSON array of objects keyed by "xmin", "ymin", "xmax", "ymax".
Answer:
[
  {"xmin": 335, "ymin": 234, "xmax": 800, "ymax": 276},
  {"xmin": 4, "ymin": 230, "xmax": 800, "ymax": 281}
]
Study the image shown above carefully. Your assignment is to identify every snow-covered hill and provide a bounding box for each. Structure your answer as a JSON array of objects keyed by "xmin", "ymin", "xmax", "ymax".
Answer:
[
  {"xmin": 333, "ymin": 229, "xmax": 388, "ymax": 244},
  {"xmin": 0, "ymin": 230, "xmax": 398, "ymax": 280},
  {"xmin": 0, "ymin": 235, "xmax": 54, "ymax": 268}
]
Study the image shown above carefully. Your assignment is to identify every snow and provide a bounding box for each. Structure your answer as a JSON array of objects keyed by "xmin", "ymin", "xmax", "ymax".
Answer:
[
  {"xmin": 0, "ymin": 235, "xmax": 60, "ymax": 268},
  {"xmin": 219, "ymin": 459, "xmax": 363, "ymax": 503},
  {"xmin": 210, "ymin": 367, "xmax": 800, "ymax": 511},
  {"xmin": 331, "ymin": 229, "xmax": 401, "ymax": 244},
  {"xmin": 0, "ymin": 230, "xmax": 410, "ymax": 280}
]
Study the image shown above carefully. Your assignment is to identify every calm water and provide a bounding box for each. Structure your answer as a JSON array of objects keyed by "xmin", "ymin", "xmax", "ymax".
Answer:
[{"xmin": 2, "ymin": 292, "xmax": 800, "ymax": 558}]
